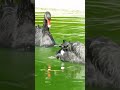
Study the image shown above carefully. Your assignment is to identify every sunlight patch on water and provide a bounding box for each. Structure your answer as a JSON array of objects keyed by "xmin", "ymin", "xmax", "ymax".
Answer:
[
  {"xmin": 48, "ymin": 56, "xmax": 56, "ymax": 59},
  {"xmin": 35, "ymin": 17, "xmax": 84, "ymax": 21},
  {"xmin": 52, "ymin": 33, "xmax": 85, "ymax": 36},
  {"xmin": 35, "ymin": 60, "xmax": 46, "ymax": 64},
  {"xmin": 51, "ymin": 26, "xmax": 84, "ymax": 29},
  {"xmin": 35, "ymin": 21, "xmax": 83, "ymax": 24}
]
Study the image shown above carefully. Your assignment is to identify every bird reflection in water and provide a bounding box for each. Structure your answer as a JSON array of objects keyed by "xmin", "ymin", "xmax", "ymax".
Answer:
[{"xmin": 46, "ymin": 63, "xmax": 65, "ymax": 79}]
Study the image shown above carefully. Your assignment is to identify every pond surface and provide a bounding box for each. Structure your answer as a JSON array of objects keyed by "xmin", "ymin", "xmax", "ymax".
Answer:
[
  {"xmin": 0, "ymin": 48, "xmax": 34, "ymax": 90},
  {"xmin": 35, "ymin": 11, "xmax": 85, "ymax": 90}
]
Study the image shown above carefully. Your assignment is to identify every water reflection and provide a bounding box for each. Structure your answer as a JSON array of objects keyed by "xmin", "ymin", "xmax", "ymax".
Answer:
[
  {"xmin": 36, "ymin": 49, "xmax": 85, "ymax": 90},
  {"xmin": 38, "ymin": 62, "xmax": 84, "ymax": 80}
]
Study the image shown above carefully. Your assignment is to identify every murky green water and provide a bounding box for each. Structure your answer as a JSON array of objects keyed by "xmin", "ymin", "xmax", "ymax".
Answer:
[
  {"xmin": 0, "ymin": 48, "xmax": 34, "ymax": 90},
  {"xmin": 35, "ymin": 11, "xmax": 85, "ymax": 90},
  {"xmin": 86, "ymin": 0, "xmax": 120, "ymax": 43}
]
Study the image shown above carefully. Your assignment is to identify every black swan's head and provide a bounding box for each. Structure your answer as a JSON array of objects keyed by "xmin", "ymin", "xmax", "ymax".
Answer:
[{"xmin": 44, "ymin": 11, "xmax": 51, "ymax": 28}]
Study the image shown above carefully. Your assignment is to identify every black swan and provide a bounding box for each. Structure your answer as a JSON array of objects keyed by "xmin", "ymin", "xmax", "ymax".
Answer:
[
  {"xmin": 56, "ymin": 40, "xmax": 85, "ymax": 64},
  {"xmin": 0, "ymin": 0, "xmax": 34, "ymax": 50},
  {"xmin": 35, "ymin": 11, "xmax": 56, "ymax": 47},
  {"xmin": 86, "ymin": 37, "xmax": 120, "ymax": 89}
]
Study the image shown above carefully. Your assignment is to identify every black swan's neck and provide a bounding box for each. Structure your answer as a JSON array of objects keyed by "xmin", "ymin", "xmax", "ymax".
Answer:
[
  {"xmin": 43, "ymin": 19, "xmax": 47, "ymax": 27},
  {"xmin": 43, "ymin": 19, "xmax": 49, "ymax": 30}
]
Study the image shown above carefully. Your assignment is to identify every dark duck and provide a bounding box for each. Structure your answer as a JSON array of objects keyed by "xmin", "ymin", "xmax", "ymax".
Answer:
[{"xmin": 35, "ymin": 11, "xmax": 56, "ymax": 47}]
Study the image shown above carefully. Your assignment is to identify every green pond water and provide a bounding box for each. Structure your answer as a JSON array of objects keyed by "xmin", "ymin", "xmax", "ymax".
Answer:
[
  {"xmin": 35, "ymin": 12, "xmax": 85, "ymax": 90},
  {"xmin": 0, "ymin": 48, "xmax": 34, "ymax": 90}
]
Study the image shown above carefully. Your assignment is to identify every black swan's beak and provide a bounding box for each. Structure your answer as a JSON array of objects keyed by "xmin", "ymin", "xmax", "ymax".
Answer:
[{"xmin": 47, "ymin": 19, "xmax": 51, "ymax": 28}]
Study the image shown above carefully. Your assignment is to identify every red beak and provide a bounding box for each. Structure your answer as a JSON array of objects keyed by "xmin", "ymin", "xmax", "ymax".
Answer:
[{"xmin": 47, "ymin": 19, "xmax": 51, "ymax": 28}]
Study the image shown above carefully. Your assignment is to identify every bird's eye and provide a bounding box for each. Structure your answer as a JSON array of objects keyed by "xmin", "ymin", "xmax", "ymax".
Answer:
[
  {"xmin": 59, "ymin": 46, "xmax": 61, "ymax": 47},
  {"xmin": 64, "ymin": 46, "xmax": 66, "ymax": 48}
]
